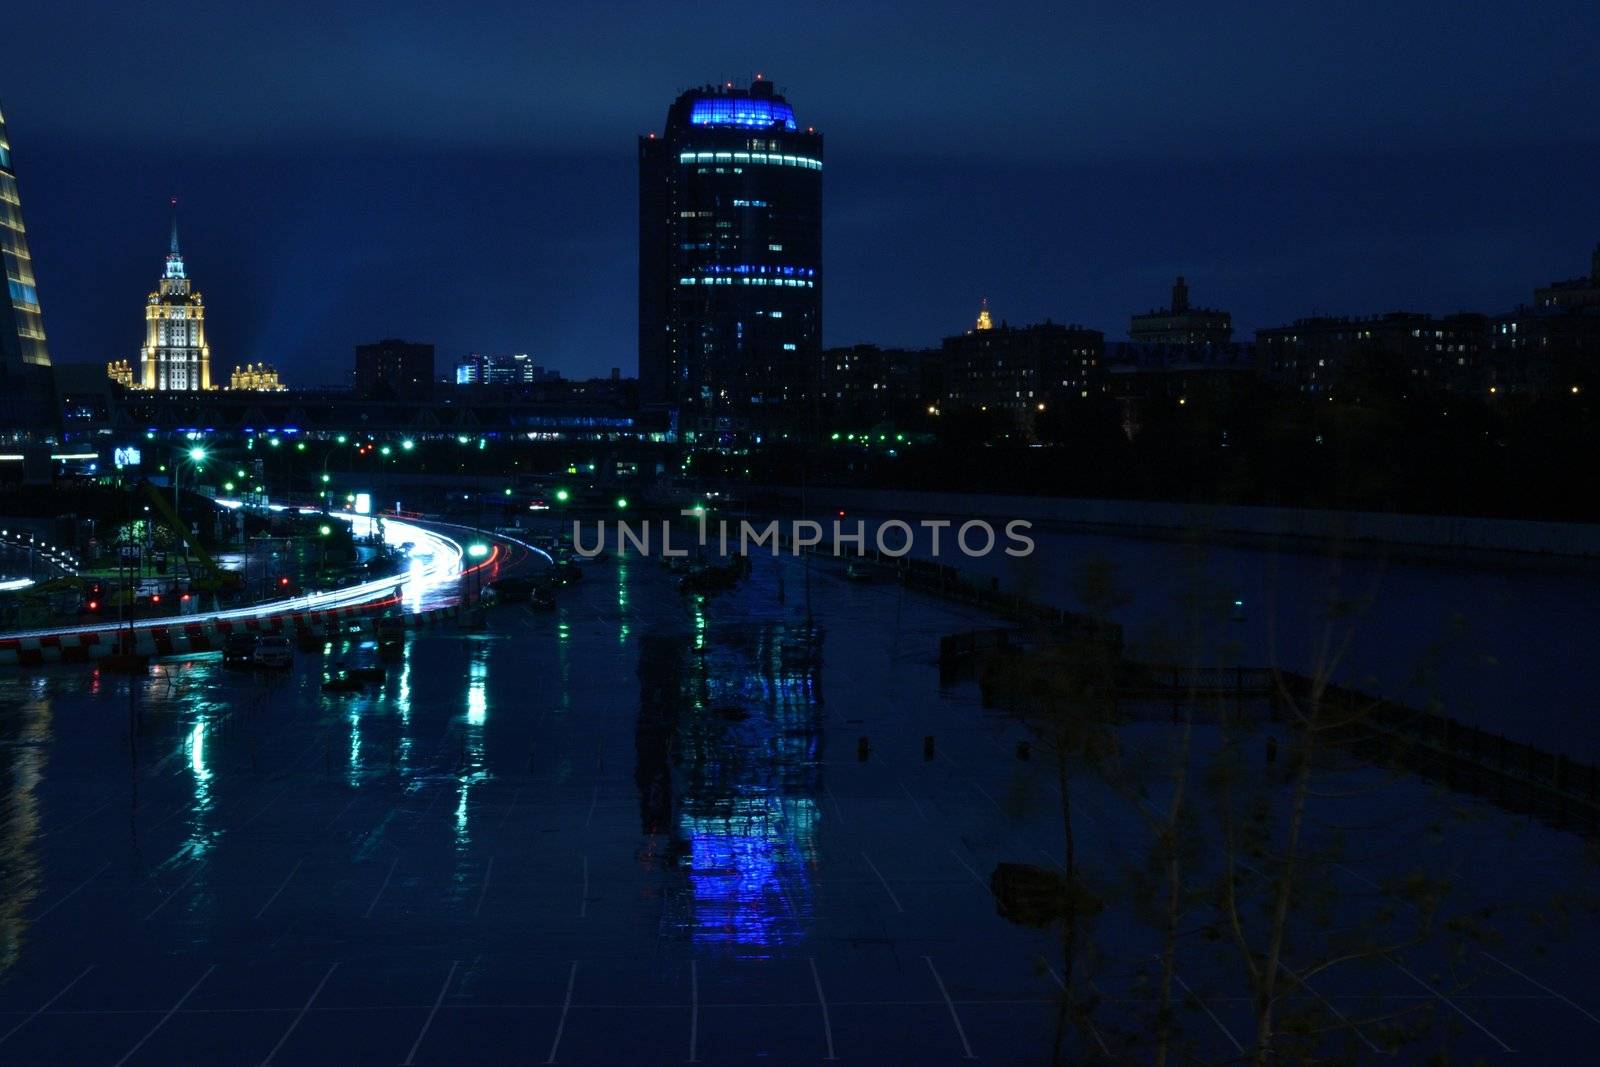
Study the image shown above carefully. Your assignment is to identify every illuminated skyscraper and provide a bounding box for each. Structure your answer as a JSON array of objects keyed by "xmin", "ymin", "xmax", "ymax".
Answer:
[
  {"xmin": 0, "ymin": 100, "xmax": 55, "ymax": 435},
  {"xmin": 639, "ymin": 77, "xmax": 822, "ymax": 424},
  {"xmin": 139, "ymin": 201, "xmax": 213, "ymax": 390}
]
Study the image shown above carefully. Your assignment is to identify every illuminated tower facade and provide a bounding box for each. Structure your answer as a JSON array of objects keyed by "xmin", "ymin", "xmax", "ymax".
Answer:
[
  {"xmin": 139, "ymin": 202, "xmax": 212, "ymax": 391},
  {"xmin": 0, "ymin": 100, "xmax": 55, "ymax": 436},
  {"xmin": 639, "ymin": 77, "xmax": 822, "ymax": 424}
]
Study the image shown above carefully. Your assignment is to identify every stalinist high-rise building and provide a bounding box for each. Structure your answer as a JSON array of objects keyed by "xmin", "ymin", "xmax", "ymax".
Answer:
[{"xmin": 139, "ymin": 201, "xmax": 212, "ymax": 390}]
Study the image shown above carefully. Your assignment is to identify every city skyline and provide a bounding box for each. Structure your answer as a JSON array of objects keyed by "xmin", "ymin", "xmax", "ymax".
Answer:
[
  {"xmin": 3, "ymin": 2, "xmax": 1598, "ymax": 384},
  {"xmin": 4, "ymin": 10, "xmax": 1600, "ymax": 1064}
]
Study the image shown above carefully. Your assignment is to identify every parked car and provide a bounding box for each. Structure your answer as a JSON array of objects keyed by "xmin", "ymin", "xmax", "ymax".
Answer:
[
  {"xmin": 321, "ymin": 666, "xmax": 364, "ymax": 693},
  {"xmin": 252, "ymin": 635, "xmax": 294, "ymax": 669},
  {"xmin": 375, "ymin": 617, "xmax": 407, "ymax": 658},
  {"xmin": 487, "ymin": 577, "xmax": 534, "ymax": 603},
  {"xmin": 222, "ymin": 633, "xmax": 259, "ymax": 668}
]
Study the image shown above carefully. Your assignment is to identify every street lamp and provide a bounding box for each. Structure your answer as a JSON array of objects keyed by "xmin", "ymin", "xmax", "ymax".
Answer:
[
  {"xmin": 173, "ymin": 445, "xmax": 208, "ymax": 575},
  {"xmin": 467, "ymin": 541, "xmax": 490, "ymax": 606}
]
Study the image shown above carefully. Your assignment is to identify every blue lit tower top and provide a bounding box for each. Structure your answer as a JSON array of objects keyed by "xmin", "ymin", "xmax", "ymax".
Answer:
[
  {"xmin": 638, "ymin": 77, "xmax": 823, "ymax": 419},
  {"xmin": 687, "ymin": 94, "xmax": 798, "ymax": 131}
]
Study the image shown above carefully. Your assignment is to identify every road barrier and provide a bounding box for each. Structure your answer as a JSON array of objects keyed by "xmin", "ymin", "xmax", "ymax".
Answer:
[{"xmin": 0, "ymin": 600, "xmax": 462, "ymax": 667}]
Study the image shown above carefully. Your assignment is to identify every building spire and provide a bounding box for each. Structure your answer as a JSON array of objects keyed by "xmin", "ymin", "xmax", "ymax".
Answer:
[
  {"xmin": 976, "ymin": 296, "xmax": 993, "ymax": 331},
  {"xmin": 164, "ymin": 197, "xmax": 186, "ymax": 279}
]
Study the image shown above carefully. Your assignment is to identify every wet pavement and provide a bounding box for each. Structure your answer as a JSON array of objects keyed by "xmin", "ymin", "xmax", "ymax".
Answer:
[{"xmin": 1, "ymin": 551, "xmax": 1598, "ymax": 1063}]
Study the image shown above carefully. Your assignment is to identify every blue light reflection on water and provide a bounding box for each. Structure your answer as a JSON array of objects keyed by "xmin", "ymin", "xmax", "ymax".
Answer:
[{"xmin": 664, "ymin": 621, "xmax": 824, "ymax": 953}]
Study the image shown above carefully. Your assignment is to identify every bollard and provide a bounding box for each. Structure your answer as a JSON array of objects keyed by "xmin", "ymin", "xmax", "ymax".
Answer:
[
  {"xmin": 923, "ymin": 735, "xmax": 935, "ymax": 762},
  {"xmin": 857, "ymin": 736, "xmax": 870, "ymax": 762},
  {"xmin": 1017, "ymin": 740, "xmax": 1030, "ymax": 761}
]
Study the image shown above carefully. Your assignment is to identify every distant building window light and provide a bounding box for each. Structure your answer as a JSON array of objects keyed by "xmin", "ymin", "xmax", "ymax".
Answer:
[
  {"xmin": 768, "ymin": 243, "xmax": 783, "ymax": 251},
  {"xmin": 783, "ymin": 343, "xmax": 797, "ymax": 350},
  {"xmin": 678, "ymin": 150, "xmax": 822, "ymax": 171},
  {"xmin": 7, "ymin": 280, "xmax": 39, "ymax": 309}
]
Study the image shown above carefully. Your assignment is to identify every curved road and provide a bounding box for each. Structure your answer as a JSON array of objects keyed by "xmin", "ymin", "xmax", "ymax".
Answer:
[{"xmin": 0, "ymin": 512, "xmax": 466, "ymax": 641}]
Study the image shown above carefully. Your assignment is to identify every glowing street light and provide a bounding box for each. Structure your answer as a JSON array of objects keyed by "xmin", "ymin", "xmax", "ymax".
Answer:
[
  {"xmin": 188, "ymin": 446, "xmax": 207, "ymax": 462},
  {"xmin": 615, "ymin": 497, "xmax": 629, "ymax": 509},
  {"xmin": 554, "ymin": 488, "xmax": 570, "ymax": 503}
]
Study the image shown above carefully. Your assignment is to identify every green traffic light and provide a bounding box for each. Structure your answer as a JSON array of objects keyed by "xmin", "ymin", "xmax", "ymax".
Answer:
[
  {"xmin": 555, "ymin": 488, "xmax": 570, "ymax": 503},
  {"xmin": 616, "ymin": 497, "xmax": 629, "ymax": 509}
]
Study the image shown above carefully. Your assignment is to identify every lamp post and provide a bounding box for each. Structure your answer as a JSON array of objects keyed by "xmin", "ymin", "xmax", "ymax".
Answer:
[
  {"xmin": 467, "ymin": 541, "xmax": 489, "ymax": 603},
  {"xmin": 318, "ymin": 523, "xmax": 332, "ymax": 584},
  {"xmin": 175, "ymin": 445, "xmax": 206, "ymax": 578}
]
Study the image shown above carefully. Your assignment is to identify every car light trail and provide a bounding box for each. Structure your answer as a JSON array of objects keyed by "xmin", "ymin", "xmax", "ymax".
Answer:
[{"xmin": 0, "ymin": 513, "xmax": 463, "ymax": 641}]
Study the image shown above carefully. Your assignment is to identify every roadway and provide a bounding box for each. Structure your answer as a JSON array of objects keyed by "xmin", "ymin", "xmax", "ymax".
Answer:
[{"xmin": 0, "ymin": 512, "xmax": 469, "ymax": 641}]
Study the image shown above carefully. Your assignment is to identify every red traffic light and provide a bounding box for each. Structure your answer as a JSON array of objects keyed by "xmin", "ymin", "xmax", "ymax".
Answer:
[
  {"xmin": 151, "ymin": 594, "xmax": 161, "ymax": 603},
  {"xmin": 87, "ymin": 600, "xmax": 99, "ymax": 611}
]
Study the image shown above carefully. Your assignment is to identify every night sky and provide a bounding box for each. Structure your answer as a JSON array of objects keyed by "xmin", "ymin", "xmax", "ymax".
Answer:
[{"xmin": 6, "ymin": 1, "xmax": 1598, "ymax": 384}]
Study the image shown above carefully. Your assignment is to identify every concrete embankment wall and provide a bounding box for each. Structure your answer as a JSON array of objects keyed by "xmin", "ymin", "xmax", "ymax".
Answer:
[{"xmin": 788, "ymin": 488, "xmax": 1600, "ymax": 563}]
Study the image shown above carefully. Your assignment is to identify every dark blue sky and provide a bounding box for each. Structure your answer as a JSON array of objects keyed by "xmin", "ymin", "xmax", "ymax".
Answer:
[{"xmin": 5, "ymin": 1, "xmax": 1598, "ymax": 383}]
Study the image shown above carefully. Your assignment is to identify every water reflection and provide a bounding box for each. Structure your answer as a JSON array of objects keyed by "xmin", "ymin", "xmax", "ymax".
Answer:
[
  {"xmin": 395, "ymin": 632, "xmax": 414, "ymax": 773},
  {"xmin": 0, "ymin": 688, "xmax": 47, "ymax": 976},
  {"xmin": 617, "ymin": 561, "xmax": 630, "ymax": 645},
  {"xmin": 637, "ymin": 621, "xmax": 823, "ymax": 955},
  {"xmin": 455, "ymin": 641, "xmax": 490, "ymax": 850}
]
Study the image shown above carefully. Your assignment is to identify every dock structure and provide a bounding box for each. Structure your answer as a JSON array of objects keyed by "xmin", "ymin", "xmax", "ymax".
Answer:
[{"xmin": 950, "ymin": 629, "xmax": 1600, "ymax": 835}]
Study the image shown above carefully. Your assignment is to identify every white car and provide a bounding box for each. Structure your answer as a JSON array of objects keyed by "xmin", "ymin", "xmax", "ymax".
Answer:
[{"xmin": 252, "ymin": 635, "xmax": 294, "ymax": 669}]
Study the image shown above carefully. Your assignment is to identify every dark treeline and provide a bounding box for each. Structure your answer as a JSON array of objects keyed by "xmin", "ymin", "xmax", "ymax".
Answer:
[{"xmin": 732, "ymin": 378, "xmax": 1600, "ymax": 522}]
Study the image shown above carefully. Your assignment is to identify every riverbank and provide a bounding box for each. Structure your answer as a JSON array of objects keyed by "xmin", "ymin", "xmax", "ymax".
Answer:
[{"xmin": 780, "ymin": 487, "xmax": 1600, "ymax": 567}]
